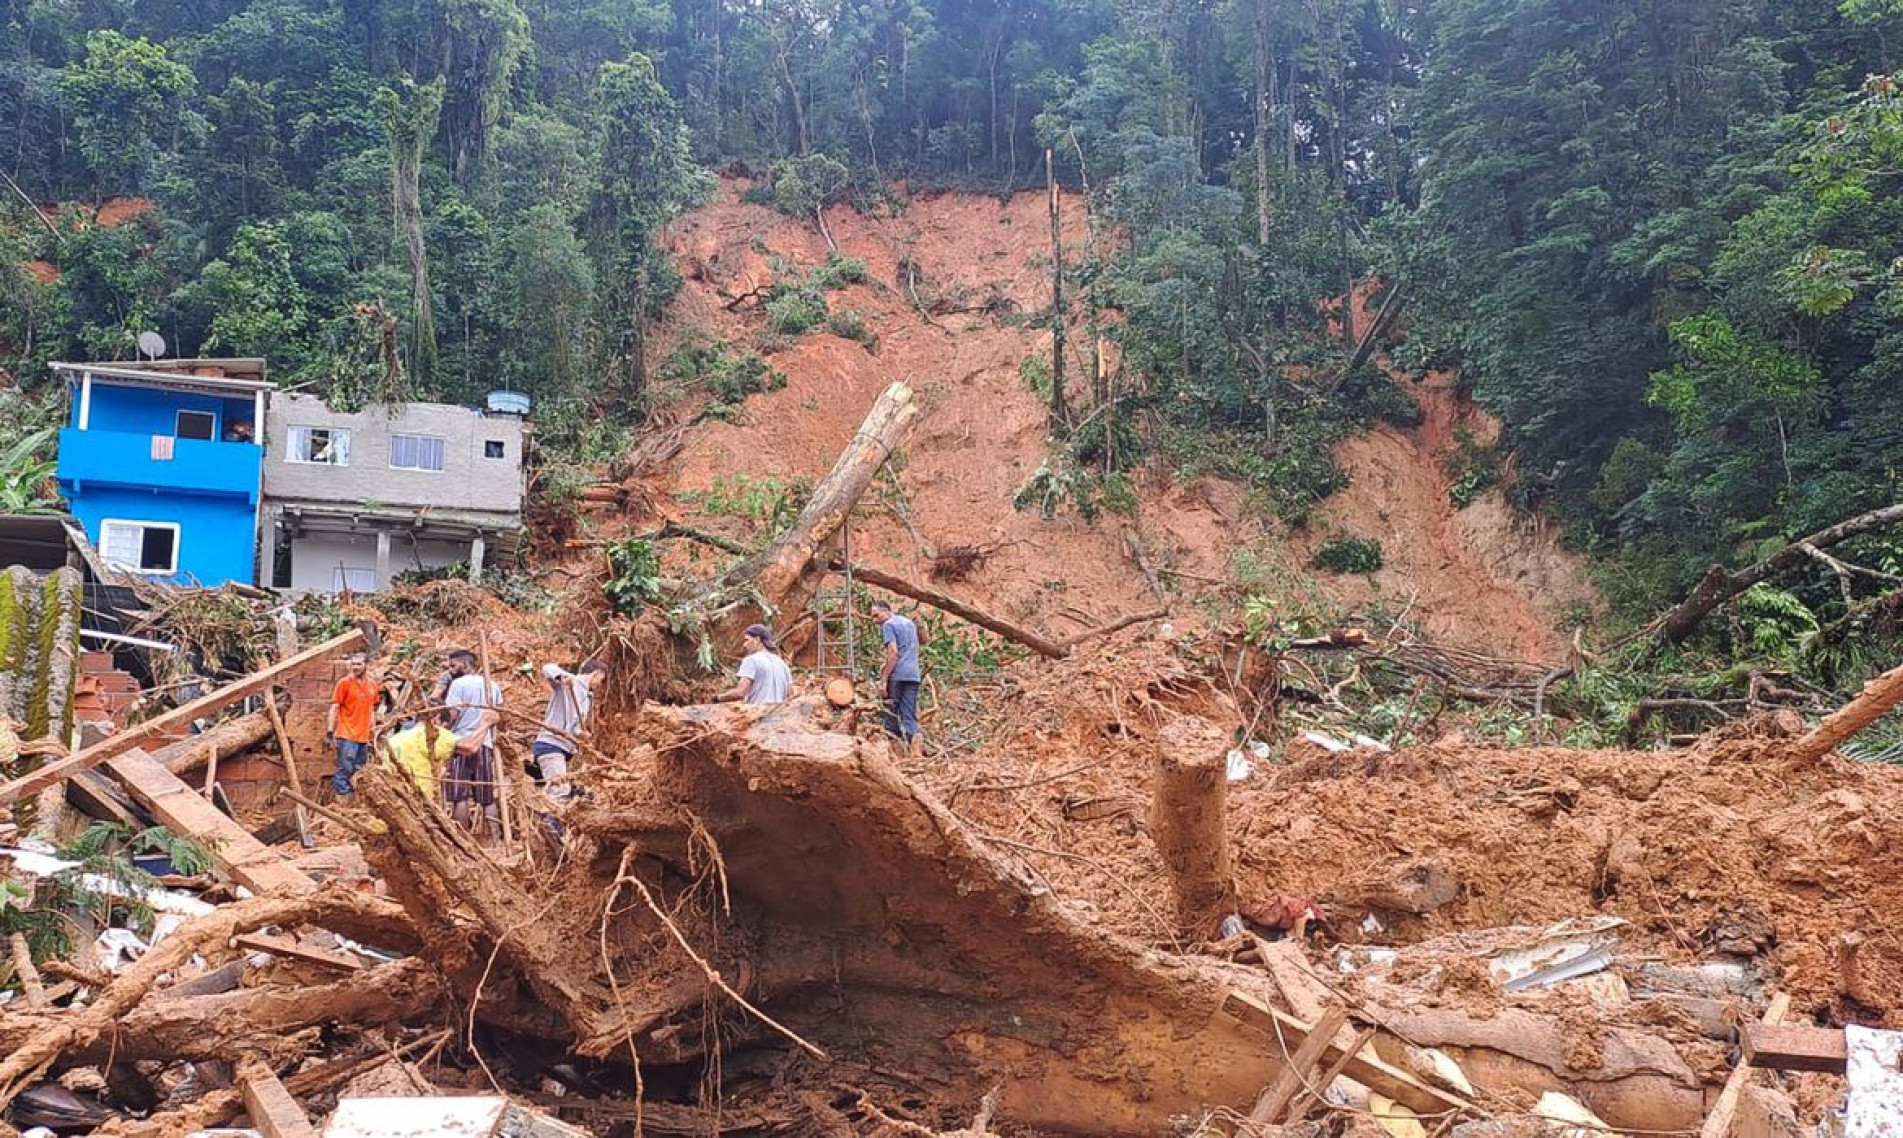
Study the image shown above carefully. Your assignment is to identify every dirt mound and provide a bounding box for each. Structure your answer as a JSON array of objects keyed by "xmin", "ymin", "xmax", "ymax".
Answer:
[{"xmin": 921, "ymin": 636, "xmax": 1903, "ymax": 1025}]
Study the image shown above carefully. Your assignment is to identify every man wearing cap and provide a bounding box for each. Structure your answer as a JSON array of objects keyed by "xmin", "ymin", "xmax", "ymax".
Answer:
[{"xmin": 715, "ymin": 624, "xmax": 793, "ymax": 704}]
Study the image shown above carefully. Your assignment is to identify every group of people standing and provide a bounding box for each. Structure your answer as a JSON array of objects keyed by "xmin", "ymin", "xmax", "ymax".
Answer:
[{"xmin": 323, "ymin": 598, "xmax": 928, "ymax": 833}]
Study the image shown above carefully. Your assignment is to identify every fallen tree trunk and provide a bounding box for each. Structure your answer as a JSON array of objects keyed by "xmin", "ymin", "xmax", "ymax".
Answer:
[
  {"xmin": 153, "ymin": 709, "xmax": 277, "ymax": 777},
  {"xmin": 1658, "ymin": 503, "xmax": 1903, "ymax": 643},
  {"xmin": 0, "ymin": 884, "xmax": 411, "ymax": 1111},
  {"xmin": 710, "ymin": 382, "xmax": 918, "ymax": 637},
  {"xmin": 833, "ymin": 561, "xmax": 1069, "ymax": 659},
  {"xmin": 0, "ymin": 959, "xmax": 443, "ymax": 1066},
  {"xmin": 1149, "ymin": 717, "xmax": 1237, "ymax": 935},
  {"xmin": 1787, "ymin": 659, "xmax": 1903, "ymax": 766}
]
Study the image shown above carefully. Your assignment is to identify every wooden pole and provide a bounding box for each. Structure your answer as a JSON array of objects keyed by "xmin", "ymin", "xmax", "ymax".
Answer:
[
  {"xmin": 157, "ymin": 710, "xmax": 274, "ymax": 777},
  {"xmin": 478, "ymin": 631, "xmax": 513, "ymax": 850},
  {"xmin": 1149, "ymin": 716, "xmax": 1237, "ymax": 934},
  {"xmin": 0, "ymin": 629, "xmax": 366, "ymax": 808},
  {"xmin": 1788, "ymin": 661, "xmax": 1903, "ymax": 765}
]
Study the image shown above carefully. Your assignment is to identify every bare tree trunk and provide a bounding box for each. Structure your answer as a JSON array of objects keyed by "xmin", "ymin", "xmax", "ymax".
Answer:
[
  {"xmin": 1149, "ymin": 717, "xmax": 1237, "ymax": 935},
  {"xmin": 1253, "ymin": 0, "xmax": 1274, "ymax": 246},
  {"xmin": 1788, "ymin": 661, "xmax": 1903, "ymax": 765},
  {"xmin": 1657, "ymin": 503, "xmax": 1903, "ymax": 643},
  {"xmin": 713, "ymin": 383, "xmax": 919, "ymax": 631},
  {"xmin": 383, "ymin": 82, "xmax": 442, "ymax": 384},
  {"xmin": 1046, "ymin": 149, "xmax": 1071, "ymax": 439},
  {"xmin": 775, "ymin": 41, "xmax": 809, "ymax": 154}
]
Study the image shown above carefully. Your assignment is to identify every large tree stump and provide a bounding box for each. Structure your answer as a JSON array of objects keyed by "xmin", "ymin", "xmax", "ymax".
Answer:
[{"xmin": 1149, "ymin": 716, "xmax": 1238, "ymax": 935}]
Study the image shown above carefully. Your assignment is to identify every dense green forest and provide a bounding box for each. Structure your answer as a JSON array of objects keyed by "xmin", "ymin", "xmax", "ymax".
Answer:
[{"xmin": 2, "ymin": 0, "xmax": 1901, "ymax": 627}]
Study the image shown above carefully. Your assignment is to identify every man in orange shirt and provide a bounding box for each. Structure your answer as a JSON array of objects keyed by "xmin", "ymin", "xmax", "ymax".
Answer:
[{"xmin": 326, "ymin": 653, "xmax": 378, "ymax": 796}]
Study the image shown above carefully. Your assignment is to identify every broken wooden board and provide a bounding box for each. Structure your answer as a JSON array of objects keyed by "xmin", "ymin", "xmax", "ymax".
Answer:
[
  {"xmin": 1743, "ymin": 1022, "xmax": 1848, "ymax": 1074},
  {"xmin": 238, "ymin": 1058, "xmax": 319, "ymax": 1138},
  {"xmin": 1700, "ymin": 992, "xmax": 1790, "ymax": 1138},
  {"xmin": 233, "ymin": 933, "xmax": 366, "ymax": 973},
  {"xmin": 1221, "ymin": 991, "xmax": 1473, "ymax": 1117},
  {"xmin": 0, "ymin": 629, "xmax": 364, "ymax": 808},
  {"xmin": 104, "ymin": 749, "xmax": 314, "ymax": 896}
]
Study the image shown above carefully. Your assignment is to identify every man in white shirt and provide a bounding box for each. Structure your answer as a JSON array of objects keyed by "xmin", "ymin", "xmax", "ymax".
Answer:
[
  {"xmin": 437, "ymin": 649, "xmax": 503, "ymax": 836},
  {"xmin": 715, "ymin": 624, "xmax": 793, "ymax": 704},
  {"xmin": 532, "ymin": 660, "xmax": 605, "ymax": 803}
]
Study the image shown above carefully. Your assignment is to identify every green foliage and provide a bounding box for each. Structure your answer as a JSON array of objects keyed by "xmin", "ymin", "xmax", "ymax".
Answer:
[
  {"xmin": 763, "ymin": 283, "xmax": 829, "ymax": 334},
  {"xmin": 0, "ymin": 428, "xmax": 61, "ymax": 514},
  {"xmin": 1443, "ymin": 428, "xmax": 1502, "ymax": 510},
  {"xmin": 59, "ymin": 31, "xmax": 195, "ymax": 192},
  {"xmin": 676, "ymin": 474, "xmax": 811, "ymax": 532},
  {"xmin": 2, "ymin": 822, "xmax": 217, "ymax": 965},
  {"xmin": 768, "ymin": 153, "xmax": 851, "ymax": 223},
  {"xmin": 1732, "ymin": 585, "xmax": 1820, "ymax": 662},
  {"xmin": 824, "ymin": 308, "xmax": 877, "ymax": 349},
  {"xmin": 660, "ymin": 338, "xmax": 786, "ymax": 416},
  {"xmin": 603, "ymin": 538, "xmax": 665, "ymax": 616},
  {"xmin": 1311, "ymin": 537, "xmax": 1384, "ymax": 576},
  {"xmin": 811, "ymin": 253, "xmax": 869, "ymax": 290}
]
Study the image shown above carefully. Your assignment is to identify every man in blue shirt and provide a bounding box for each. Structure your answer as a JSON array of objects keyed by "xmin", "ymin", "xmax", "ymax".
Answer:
[{"xmin": 872, "ymin": 600, "xmax": 923, "ymax": 753}]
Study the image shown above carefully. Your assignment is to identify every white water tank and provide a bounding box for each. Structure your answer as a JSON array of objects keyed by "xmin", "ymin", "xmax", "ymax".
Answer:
[{"xmin": 486, "ymin": 390, "xmax": 531, "ymax": 416}]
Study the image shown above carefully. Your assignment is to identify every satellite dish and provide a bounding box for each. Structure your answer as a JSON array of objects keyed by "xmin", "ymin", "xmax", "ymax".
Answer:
[{"xmin": 137, "ymin": 330, "xmax": 166, "ymax": 360}]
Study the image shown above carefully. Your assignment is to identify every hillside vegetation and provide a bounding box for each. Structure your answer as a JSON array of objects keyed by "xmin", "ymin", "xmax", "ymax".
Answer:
[{"xmin": 3, "ymin": 0, "xmax": 1902, "ymax": 672}]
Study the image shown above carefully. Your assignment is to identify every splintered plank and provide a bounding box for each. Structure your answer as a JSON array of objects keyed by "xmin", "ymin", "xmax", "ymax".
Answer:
[
  {"xmin": 238, "ymin": 1058, "xmax": 320, "ymax": 1138},
  {"xmin": 1743, "ymin": 1022, "xmax": 1848, "ymax": 1074},
  {"xmin": 1222, "ymin": 990, "xmax": 1472, "ymax": 1118},
  {"xmin": 104, "ymin": 749, "xmax": 314, "ymax": 896},
  {"xmin": 1700, "ymin": 992, "xmax": 1790, "ymax": 1138},
  {"xmin": 0, "ymin": 628, "xmax": 365, "ymax": 808}
]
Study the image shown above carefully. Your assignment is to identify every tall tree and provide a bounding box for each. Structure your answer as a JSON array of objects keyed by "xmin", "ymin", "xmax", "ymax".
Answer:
[{"xmin": 376, "ymin": 78, "xmax": 445, "ymax": 386}]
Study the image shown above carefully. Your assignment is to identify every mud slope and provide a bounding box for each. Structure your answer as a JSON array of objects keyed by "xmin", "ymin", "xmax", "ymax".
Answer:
[{"xmin": 652, "ymin": 182, "xmax": 1594, "ymax": 658}]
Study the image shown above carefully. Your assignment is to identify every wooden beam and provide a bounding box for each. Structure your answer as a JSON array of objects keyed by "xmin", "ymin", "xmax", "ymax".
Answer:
[
  {"xmin": 1222, "ymin": 990, "xmax": 1472, "ymax": 1117},
  {"xmin": 1743, "ymin": 1022, "xmax": 1847, "ymax": 1074},
  {"xmin": 0, "ymin": 629, "xmax": 365, "ymax": 808},
  {"xmin": 154, "ymin": 709, "xmax": 277, "ymax": 777},
  {"xmin": 1702, "ymin": 993, "xmax": 1790, "ymax": 1138},
  {"xmin": 237, "ymin": 1058, "xmax": 319, "ymax": 1138},
  {"xmin": 1249, "ymin": 1003, "xmax": 1350, "ymax": 1123},
  {"xmin": 232, "ymin": 933, "xmax": 365, "ymax": 974},
  {"xmin": 103, "ymin": 749, "xmax": 315, "ymax": 896}
]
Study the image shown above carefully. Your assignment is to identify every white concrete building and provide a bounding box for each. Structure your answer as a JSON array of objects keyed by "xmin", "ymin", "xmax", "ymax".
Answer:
[{"xmin": 260, "ymin": 394, "xmax": 528, "ymax": 592}]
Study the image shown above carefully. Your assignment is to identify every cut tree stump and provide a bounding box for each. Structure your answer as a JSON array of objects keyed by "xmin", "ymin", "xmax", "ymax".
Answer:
[{"xmin": 1149, "ymin": 716, "xmax": 1238, "ymax": 933}]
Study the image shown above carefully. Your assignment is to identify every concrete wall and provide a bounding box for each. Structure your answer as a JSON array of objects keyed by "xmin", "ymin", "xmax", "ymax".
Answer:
[
  {"xmin": 262, "ymin": 393, "xmax": 525, "ymax": 517},
  {"xmin": 285, "ymin": 531, "xmax": 469, "ymax": 593}
]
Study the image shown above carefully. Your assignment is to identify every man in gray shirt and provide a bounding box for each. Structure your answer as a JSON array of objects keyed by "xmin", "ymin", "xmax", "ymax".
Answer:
[
  {"xmin": 437, "ymin": 649, "xmax": 503, "ymax": 837},
  {"xmin": 715, "ymin": 624, "xmax": 793, "ymax": 704},
  {"xmin": 533, "ymin": 660, "xmax": 605, "ymax": 803},
  {"xmin": 873, "ymin": 600, "xmax": 923, "ymax": 753}
]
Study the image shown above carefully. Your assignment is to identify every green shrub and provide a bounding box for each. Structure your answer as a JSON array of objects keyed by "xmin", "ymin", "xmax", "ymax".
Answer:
[
  {"xmin": 813, "ymin": 252, "xmax": 870, "ymax": 289},
  {"xmin": 603, "ymin": 538, "xmax": 664, "ymax": 617},
  {"xmin": 764, "ymin": 284, "xmax": 829, "ymax": 334},
  {"xmin": 1443, "ymin": 427, "xmax": 1502, "ymax": 509},
  {"xmin": 825, "ymin": 308, "xmax": 878, "ymax": 349},
  {"xmin": 1101, "ymin": 471, "xmax": 1140, "ymax": 516},
  {"xmin": 1312, "ymin": 537, "xmax": 1384, "ymax": 574}
]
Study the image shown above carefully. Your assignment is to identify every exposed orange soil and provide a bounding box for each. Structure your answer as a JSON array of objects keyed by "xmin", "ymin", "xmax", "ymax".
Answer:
[{"xmin": 650, "ymin": 181, "xmax": 1594, "ymax": 662}]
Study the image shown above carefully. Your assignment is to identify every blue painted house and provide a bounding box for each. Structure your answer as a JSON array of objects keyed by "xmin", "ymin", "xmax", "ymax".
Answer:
[{"xmin": 53, "ymin": 360, "xmax": 272, "ymax": 586}]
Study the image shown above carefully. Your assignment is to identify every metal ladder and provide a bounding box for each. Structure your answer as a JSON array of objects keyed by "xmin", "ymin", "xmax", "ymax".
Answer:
[{"xmin": 813, "ymin": 517, "xmax": 857, "ymax": 674}]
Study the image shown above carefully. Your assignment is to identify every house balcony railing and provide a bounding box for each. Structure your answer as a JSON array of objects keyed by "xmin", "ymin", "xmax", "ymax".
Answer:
[{"xmin": 57, "ymin": 428, "xmax": 263, "ymax": 502}]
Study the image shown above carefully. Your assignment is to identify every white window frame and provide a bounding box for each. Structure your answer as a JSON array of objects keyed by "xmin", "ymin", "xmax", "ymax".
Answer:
[
  {"xmin": 286, "ymin": 425, "xmax": 351, "ymax": 466},
  {"xmin": 389, "ymin": 432, "xmax": 447, "ymax": 473},
  {"xmin": 174, "ymin": 409, "xmax": 217, "ymax": 441},
  {"xmin": 99, "ymin": 519, "xmax": 181, "ymax": 575}
]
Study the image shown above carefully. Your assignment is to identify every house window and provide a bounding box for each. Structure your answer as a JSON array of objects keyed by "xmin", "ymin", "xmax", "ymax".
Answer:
[
  {"xmin": 332, "ymin": 566, "xmax": 376, "ymax": 593},
  {"xmin": 288, "ymin": 426, "xmax": 350, "ymax": 465},
  {"xmin": 390, "ymin": 433, "xmax": 446, "ymax": 472},
  {"xmin": 99, "ymin": 520, "xmax": 179, "ymax": 574},
  {"xmin": 175, "ymin": 410, "xmax": 216, "ymax": 441},
  {"xmin": 484, "ymin": 440, "xmax": 506, "ymax": 459}
]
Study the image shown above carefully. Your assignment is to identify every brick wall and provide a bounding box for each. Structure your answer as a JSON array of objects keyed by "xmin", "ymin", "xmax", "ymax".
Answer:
[{"xmin": 215, "ymin": 659, "xmax": 348, "ymax": 810}]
